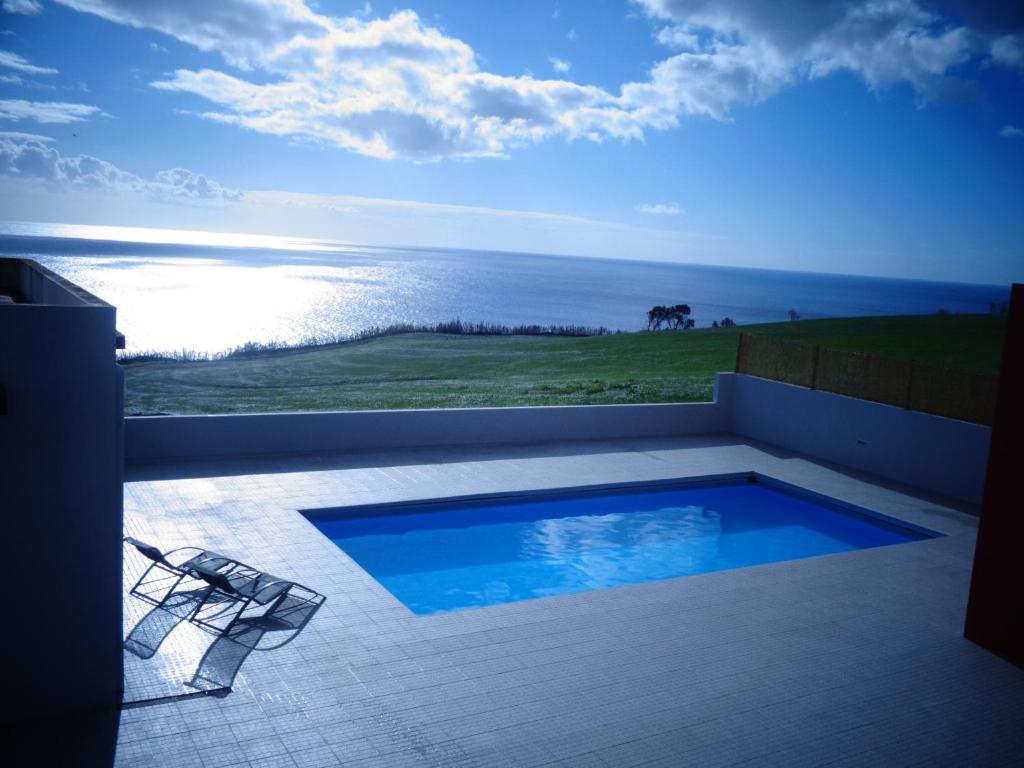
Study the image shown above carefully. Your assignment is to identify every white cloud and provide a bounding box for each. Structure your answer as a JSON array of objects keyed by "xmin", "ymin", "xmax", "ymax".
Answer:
[
  {"xmin": 53, "ymin": 0, "xmax": 1024, "ymax": 162},
  {"xmin": 2, "ymin": 0, "xmax": 43, "ymax": 14},
  {"xmin": 621, "ymin": 43, "xmax": 792, "ymax": 123},
  {"xmin": 567, "ymin": 27, "xmax": 578, "ymax": 42},
  {"xmin": 0, "ymin": 133, "xmax": 243, "ymax": 201},
  {"xmin": 145, "ymin": 9, "xmax": 634, "ymax": 161},
  {"xmin": 1000, "ymin": 125, "xmax": 1024, "ymax": 138},
  {"xmin": 54, "ymin": 0, "xmax": 328, "ymax": 70},
  {"xmin": 152, "ymin": 167, "xmax": 243, "ymax": 200},
  {"xmin": 990, "ymin": 34, "xmax": 1024, "ymax": 69},
  {"xmin": 255, "ymin": 188, "xmax": 619, "ymax": 228},
  {"xmin": 0, "ymin": 130, "xmax": 54, "ymax": 141},
  {"xmin": 549, "ymin": 57, "xmax": 571, "ymax": 73},
  {"xmin": 0, "ymin": 99, "xmax": 103, "ymax": 123},
  {"xmin": 0, "ymin": 50, "xmax": 58, "ymax": 75},
  {"xmin": 656, "ymin": 26, "xmax": 700, "ymax": 50},
  {"xmin": 637, "ymin": 0, "xmax": 987, "ymax": 104},
  {"xmin": 637, "ymin": 202, "xmax": 683, "ymax": 215}
]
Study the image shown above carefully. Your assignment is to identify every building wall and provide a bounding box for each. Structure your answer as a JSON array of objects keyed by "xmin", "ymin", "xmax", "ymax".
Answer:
[{"xmin": 0, "ymin": 302, "xmax": 123, "ymax": 721}]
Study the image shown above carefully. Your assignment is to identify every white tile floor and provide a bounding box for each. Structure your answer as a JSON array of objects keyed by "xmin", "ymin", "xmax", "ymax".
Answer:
[{"xmin": 117, "ymin": 435, "xmax": 1024, "ymax": 767}]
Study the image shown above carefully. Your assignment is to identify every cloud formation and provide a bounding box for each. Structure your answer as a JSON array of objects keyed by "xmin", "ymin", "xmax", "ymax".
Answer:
[
  {"xmin": 2, "ymin": 0, "xmax": 43, "ymax": 14},
  {"xmin": 0, "ymin": 50, "xmax": 57, "ymax": 75},
  {"xmin": 637, "ymin": 202, "xmax": 683, "ymax": 215},
  {"xmin": 0, "ymin": 130, "xmax": 54, "ymax": 141},
  {"xmin": 1000, "ymin": 125, "xmax": 1024, "ymax": 138},
  {"xmin": 0, "ymin": 133, "xmax": 243, "ymax": 201},
  {"xmin": 55, "ymin": 0, "xmax": 327, "ymax": 70},
  {"xmin": 550, "ymin": 57, "xmax": 571, "ymax": 73},
  {"xmin": 991, "ymin": 34, "xmax": 1024, "ymax": 69},
  {"xmin": 54, "ymin": 0, "xmax": 1024, "ymax": 161},
  {"xmin": 0, "ymin": 99, "xmax": 102, "ymax": 123},
  {"xmin": 143, "ymin": 8, "xmax": 631, "ymax": 161},
  {"xmin": 633, "ymin": 0, "xmax": 986, "ymax": 108}
]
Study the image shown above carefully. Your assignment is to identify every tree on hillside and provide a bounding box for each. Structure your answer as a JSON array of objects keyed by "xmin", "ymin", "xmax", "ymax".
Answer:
[
  {"xmin": 647, "ymin": 305, "xmax": 668, "ymax": 330},
  {"xmin": 647, "ymin": 304, "xmax": 694, "ymax": 330},
  {"xmin": 669, "ymin": 304, "xmax": 693, "ymax": 329}
]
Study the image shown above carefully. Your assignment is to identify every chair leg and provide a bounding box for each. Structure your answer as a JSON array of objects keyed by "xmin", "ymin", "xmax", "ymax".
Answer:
[
  {"xmin": 190, "ymin": 589, "xmax": 249, "ymax": 635},
  {"xmin": 129, "ymin": 561, "xmax": 188, "ymax": 606}
]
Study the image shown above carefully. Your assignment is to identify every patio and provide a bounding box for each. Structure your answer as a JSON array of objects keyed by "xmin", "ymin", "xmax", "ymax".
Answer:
[{"xmin": 112, "ymin": 434, "xmax": 1024, "ymax": 767}]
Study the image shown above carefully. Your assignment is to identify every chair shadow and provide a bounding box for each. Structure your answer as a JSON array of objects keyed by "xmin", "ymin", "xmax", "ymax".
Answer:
[
  {"xmin": 123, "ymin": 588, "xmax": 209, "ymax": 659},
  {"xmin": 187, "ymin": 592, "xmax": 325, "ymax": 692}
]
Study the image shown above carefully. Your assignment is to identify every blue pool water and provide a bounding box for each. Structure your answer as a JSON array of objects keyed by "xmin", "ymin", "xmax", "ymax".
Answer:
[{"xmin": 306, "ymin": 479, "xmax": 935, "ymax": 614}]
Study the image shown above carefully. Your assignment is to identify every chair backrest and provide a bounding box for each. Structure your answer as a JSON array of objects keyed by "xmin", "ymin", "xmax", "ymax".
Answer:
[{"xmin": 124, "ymin": 537, "xmax": 166, "ymax": 565}]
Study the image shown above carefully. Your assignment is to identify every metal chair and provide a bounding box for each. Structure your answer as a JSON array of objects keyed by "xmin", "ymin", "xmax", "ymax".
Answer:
[
  {"xmin": 123, "ymin": 536, "xmax": 237, "ymax": 607},
  {"xmin": 188, "ymin": 562, "xmax": 317, "ymax": 636}
]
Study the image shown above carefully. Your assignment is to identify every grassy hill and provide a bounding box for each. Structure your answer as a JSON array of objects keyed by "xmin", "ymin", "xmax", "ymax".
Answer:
[{"xmin": 122, "ymin": 314, "xmax": 1005, "ymax": 415}]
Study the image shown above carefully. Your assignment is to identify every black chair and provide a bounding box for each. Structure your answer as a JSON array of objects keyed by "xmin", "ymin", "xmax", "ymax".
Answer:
[
  {"xmin": 123, "ymin": 536, "xmax": 237, "ymax": 607},
  {"xmin": 188, "ymin": 562, "xmax": 320, "ymax": 636},
  {"xmin": 124, "ymin": 536, "xmax": 324, "ymax": 638}
]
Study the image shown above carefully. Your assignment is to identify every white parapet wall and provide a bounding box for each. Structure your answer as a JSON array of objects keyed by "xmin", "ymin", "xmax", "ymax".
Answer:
[
  {"xmin": 125, "ymin": 398, "xmax": 729, "ymax": 461},
  {"xmin": 124, "ymin": 372, "xmax": 991, "ymax": 504},
  {"xmin": 725, "ymin": 373, "xmax": 992, "ymax": 504}
]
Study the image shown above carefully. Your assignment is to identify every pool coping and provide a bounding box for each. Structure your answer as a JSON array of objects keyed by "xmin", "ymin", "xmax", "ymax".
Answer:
[{"xmin": 299, "ymin": 470, "xmax": 947, "ymax": 538}]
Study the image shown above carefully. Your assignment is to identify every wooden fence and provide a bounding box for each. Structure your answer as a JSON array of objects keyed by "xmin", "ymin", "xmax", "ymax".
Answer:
[{"xmin": 734, "ymin": 333, "xmax": 997, "ymax": 425}]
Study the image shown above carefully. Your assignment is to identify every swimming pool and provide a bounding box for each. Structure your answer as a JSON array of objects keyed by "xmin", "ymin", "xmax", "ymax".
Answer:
[{"xmin": 303, "ymin": 475, "xmax": 939, "ymax": 614}]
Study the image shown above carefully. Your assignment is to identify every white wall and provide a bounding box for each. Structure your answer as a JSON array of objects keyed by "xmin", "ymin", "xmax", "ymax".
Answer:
[
  {"xmin": 123, "ymin": 372, "xmax": 991, "ymax": 504},
  {"xmin": 728, "ymin": 374, "xmax": 991, "ymax": 504},
  {"xmin": 125, "ymin": 399, "xmax": 729, "ymax": 462}
]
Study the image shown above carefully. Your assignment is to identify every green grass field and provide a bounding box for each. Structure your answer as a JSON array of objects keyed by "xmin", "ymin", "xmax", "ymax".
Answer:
[{"xmin": 123, "ymin": 314, "xmax": 1005, "ymax": 415}]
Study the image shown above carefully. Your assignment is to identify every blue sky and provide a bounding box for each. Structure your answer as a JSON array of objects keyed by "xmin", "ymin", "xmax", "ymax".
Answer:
[{"xmin": 1, "ymin": 0, "xmax": 1022, "ymax": 283}]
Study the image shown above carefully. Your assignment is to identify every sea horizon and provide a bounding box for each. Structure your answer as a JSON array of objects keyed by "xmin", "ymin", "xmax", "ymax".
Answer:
[
  {"xmin": 0, "ymin": 220, "xmax": 1011, "ymax": 289},
  {"xmin": 0, "ymin": 221, "xmax": 1010, "ymax": 356}
]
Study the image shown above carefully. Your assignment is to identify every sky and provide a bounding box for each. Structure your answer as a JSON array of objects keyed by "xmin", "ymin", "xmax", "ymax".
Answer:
[{"xmin": 0, "ymin": 0, "xmax": 1022, "ymax": 284}]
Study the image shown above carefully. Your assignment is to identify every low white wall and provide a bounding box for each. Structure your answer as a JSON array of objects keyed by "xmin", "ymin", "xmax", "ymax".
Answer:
[
  {"xmin": 124, "ymin": 372, "xmax": 992, "ymax": 504},
  {"xmin": 728, "ymin": 373, "xmax": 991, "ymax": 504},
  {"xmin": 125, "ymin": 397, "xmax": 729, "ymax": 463}
]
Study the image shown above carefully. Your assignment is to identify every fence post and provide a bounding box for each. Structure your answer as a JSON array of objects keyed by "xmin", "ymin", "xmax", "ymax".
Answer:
[
  {"xmin": 735, "ymin": 333, "xmax": 747, "ymax": 373},
  {"xmin": 809, "ymin": 345, "xmax": 820, "ymax": 390},
  {"xmin": 904, "ymin": 359, "xmax": 915, "ymax": 410}
]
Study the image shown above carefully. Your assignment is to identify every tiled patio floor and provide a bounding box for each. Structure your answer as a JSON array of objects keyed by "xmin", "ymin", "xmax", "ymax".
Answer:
[{"xmin": 117, "ymin": 435, "xmax": 1024, "ymax": 767}]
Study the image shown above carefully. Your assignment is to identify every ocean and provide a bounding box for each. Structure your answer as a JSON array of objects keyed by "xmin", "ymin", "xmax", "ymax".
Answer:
[{"xmin": 0, "ymin": 223, "xmax": 1009, "ymax": 355}]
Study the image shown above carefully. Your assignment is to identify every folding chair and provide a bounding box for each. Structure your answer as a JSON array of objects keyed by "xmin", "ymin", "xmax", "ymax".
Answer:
[
  {"xmin": 123, "ymin": 536, "xmax": 237, "ymax": 607},
  {"xmin": 188, "ymin": 562, "xmax": 308, "ymax": 636}
]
